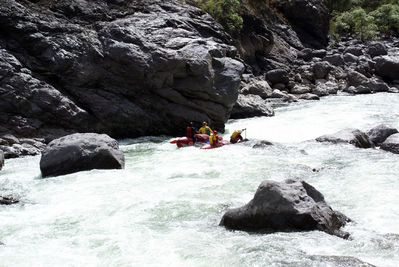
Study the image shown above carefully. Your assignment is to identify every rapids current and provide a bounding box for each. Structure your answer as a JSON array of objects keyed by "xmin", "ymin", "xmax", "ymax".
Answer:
[{"xmin": 1, "ymin": 93, "xmax": 398, "ymax": 266}]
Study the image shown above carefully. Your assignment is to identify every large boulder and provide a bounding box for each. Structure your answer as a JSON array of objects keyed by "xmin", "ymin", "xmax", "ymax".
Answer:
[
  {"xmin": 380, "ymin": 133, "xmax": 399, "ymax": 154},
  {"xmin": 220, "ymin": 178, "xmax": 350, "ymax": 239},
  {"xmin": 0, "ymin": 150, "xmax": 4, "ymax": 170},
  {"xmin": 375, "ymin": 56, "xmax": 399, "ymax": 81},
  {"xmin": 265, "ymin": 69, "xmax": 289, "ymax": 85},
  {"xmin": 367, "ymin": 42, "xmax": 388, "ymax": 58},
  {"xmin": 240, "ymin": 79, "xmax": 273, "ymax": 99},
  {"xmin": 230, "ymin": 94, "xmax": 275, "ymax": 119},
  {"xmin": 0, "ymin": 0, "xmax": 243, "ymax": 139},
  {"xmin": 367, "ymin": 124, "xmax": 398, "ymax": 145},
  {"xmin": 40, "ymin": 133, "xmax": 125, "ymax": 177},
  {"xmin": 312, "ymin": 61, "xmax": 332, "ymax": 79},
  {"xmin": 316, "ymin": 129, "xmax": 374, "ymax": 148}
]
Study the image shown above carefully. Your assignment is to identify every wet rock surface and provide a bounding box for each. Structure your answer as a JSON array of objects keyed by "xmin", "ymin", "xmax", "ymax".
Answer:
[
  {"xmin": 40, "ymin": 133, "xmax": 125, "ymax": 177},
  {"xmin": 380, "ymin": 133, "xmax": 399, "ymax": 154},
  {"xmin": 0, "ymin": 196, "xmax": 19, "ymax": 205},
  {"xmin": 316, "ymin": 129, "xmax": 374, "ymax": 149},
  {"xmin": 367, "ymin": 124, "xmax": 398, "ymax": 146},
  {"xmin": 220, "ymin": 178, "xmax": 351, "ymax": 239}
]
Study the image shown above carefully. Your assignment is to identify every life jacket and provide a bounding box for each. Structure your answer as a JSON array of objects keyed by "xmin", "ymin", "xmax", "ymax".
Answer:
[
  {"xmin": 230, "ymin": 130, "xmax": 241, "ymax": 141},
  {"xmin": 199, "ymin": 126, "xmax": 212, "ymax": 135},
  {"xmin": 186, "ymin": 126, "xmax": 193, "ymax": 138},
  {"xmin": 209, "ymin": 134, "xmax": 218, "ymax": 146}
]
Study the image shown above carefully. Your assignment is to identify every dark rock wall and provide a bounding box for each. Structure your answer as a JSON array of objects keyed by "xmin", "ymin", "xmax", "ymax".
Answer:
[{"xmin": 0, "ymin": 0, "xmax": 244, "ymax": 140}]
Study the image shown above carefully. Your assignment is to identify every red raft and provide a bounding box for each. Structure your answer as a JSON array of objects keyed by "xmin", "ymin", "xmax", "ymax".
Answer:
[
  {"xmin": 200, "ymin": 140, "xmax": 231, "ymax": 149},
  {"xmin": 170, "ymin": 134, "xmax": 223, "ymax": 148}
]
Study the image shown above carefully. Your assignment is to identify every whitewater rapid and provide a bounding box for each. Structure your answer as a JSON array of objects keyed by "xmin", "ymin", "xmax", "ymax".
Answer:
[{"xmin": 1, "ymin": 93, "xmax": 398, "ymax": 266}]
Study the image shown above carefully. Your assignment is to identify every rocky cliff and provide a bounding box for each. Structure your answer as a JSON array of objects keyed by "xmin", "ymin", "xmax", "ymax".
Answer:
[{"xmin": 0, "ymin": 0, "xmax": 244, "ymax": 142}]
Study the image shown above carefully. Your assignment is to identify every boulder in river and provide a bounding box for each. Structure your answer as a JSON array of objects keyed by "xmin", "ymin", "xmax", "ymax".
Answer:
[
  {"xmin": 0, "ymin": 150, "xmax": 4, "ymax": 171},
  {"xmin": 0, "ymin": 196, "xmax": 19, "ymax": 205},
  {"xmin": 380, "ymin": 133, "xmax": 399, "ymax": 154},
  {"xmin": 40, "ymin": 133, "xmax": 125, "ymax": 177},
  {"xmin": 367, "ymin": 124, "xmax": 398, "ymax": 146},
  {"xmin": 316, "ymin": 129, "xmax": 374, "ymax": 148},
  {"xmin": 220, "ymin": 178, "xmax": 351, "ymax": 239}
]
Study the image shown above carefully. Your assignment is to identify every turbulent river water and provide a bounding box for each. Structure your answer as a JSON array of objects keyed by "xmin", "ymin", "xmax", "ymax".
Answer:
[{"xmin": 1, "ymin": 93, "xmax": 399, "ymax": 266}]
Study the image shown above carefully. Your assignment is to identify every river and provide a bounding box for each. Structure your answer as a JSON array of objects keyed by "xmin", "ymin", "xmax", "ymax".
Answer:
[{"xmin": 1, "ymin": 93, "xmax": 398, "ymax": 266}]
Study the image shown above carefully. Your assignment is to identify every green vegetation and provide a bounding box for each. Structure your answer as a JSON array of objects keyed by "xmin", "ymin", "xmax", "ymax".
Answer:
[
  {"xmin": 329, "ymin": 0, "xmax": 399, "ymax": 41},
  {"xmin": 194, "ymin": 0, "xmax": 243, "ymax": 33}
]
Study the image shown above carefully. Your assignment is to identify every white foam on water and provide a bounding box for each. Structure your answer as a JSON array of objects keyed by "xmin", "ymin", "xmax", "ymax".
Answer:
[{"xmin": 1, "ymin": 93, "xmax": 398, "ymax": 266}]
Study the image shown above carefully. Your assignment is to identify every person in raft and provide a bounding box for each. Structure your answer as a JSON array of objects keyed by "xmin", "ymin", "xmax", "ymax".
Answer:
[
  {"xmin": 230, "ymin": 129, "xmax": 245, "ymax": 144},
  {"xmin": 198, "ymin": 121, "xmax": 213, "ymax": 135},
  {"xmin": 209, "ymin": 130, "xmax": 219, "ymax": 147},
  {"xmin": 186, "ymin": 122, "xmax": 197, "ymax": 143}
]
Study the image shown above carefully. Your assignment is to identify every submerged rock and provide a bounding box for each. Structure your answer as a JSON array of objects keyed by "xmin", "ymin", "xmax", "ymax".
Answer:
[
  {"xmin": 367, "ymin": 124, "xmax": 398, "ymax": 145},
  {"xmin": 0, "ymin": 196, "xmax": 19, "ymax": 205},
  {"xmin": 220, "ymin": 178, "xmax": 351, "ymax": 239},
  {"xmin": 380, "ymin": 133, "xmax": 399, "ymax": 154},
  {"xmin": 40, "ymin": 133, "xmax": 125, "ymax": 177},
  {"xmin": 309, "ymin": 255, "xmax": 376, "ymax": 267},
  {"xmin": 316, "ymin": 129, "xmax": 374, "ymax": 148}
]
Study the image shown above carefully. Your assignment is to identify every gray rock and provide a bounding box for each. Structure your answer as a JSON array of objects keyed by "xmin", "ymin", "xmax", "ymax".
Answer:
[
  {"xmin": 324, "ymin": 54, "xmax": 344, "ymax": 66},
  {"xmin": 271, "ymin": 89, "xmax": 287, "ymax": 99},
  {"xmin": 0, "ymin": 143, "xmax": 41, "ymax": 159},
  {"xmin": 346, "ymin": 85, "xmax": 372, "ymax": 94},
  {"xmin": 312, "ymin": 49, "xmax": 327, "ymax": 58},
  {"xmin": 220, "ymin": 178, "xmax": 350, "ymax": 238},
  {"xmin": 344, "ymin": 46, "xmax": 363, "ymax": 56},
  {"xmin": 347, "ymin": 70, "xmax": 369, "ymax": 87},
  {"xmin": 343, "ymin": 53, "xmax": 358, "ymax": 64},
  {"xmin": 375, "ymin": 56, "xmax": 399, "ymax": 81},
  {"xmin": 367, "ymin": 124, "xmax": 398, "ymax": 145},
  {"xmin": 241, "ymin": 79, "xmax": 273, "ymax": 99},
  {"xmin": 380, "ymin": 133, "xmax": 399, "ymax": 154},
  {"xmin": 251, "ymin": 140, "xmax": 273, "ymax": 148},
  {"xmin": 40, "ymin": 133, "xmax": 125, "ymax": 177},
  {"xmin": 298, "ymin": 93, "xmax": 320, "ymax": 100},
  {"xmin": 265, "ymin": 69, "xmax": 289, "ymax": 85},
  {"xmin": 365, "ymin": 78, "xmax": 390, "ymax": 93},
  {"xmin": 313, "ymin": 81, "xmax": 338, "ymax": 96},
  {"xmin": 367, "ymin": 42, "xmax": 388, "ymax": 58},
  {"xmin": 290, "ymin": 85, "xmax": 311, "ymax": 94},
  {"xmin": 231, "ymin": 94, "xmax": 275, "ymax": 119},
  {"xmin": 316, "ymin": 128, "xmax": 374, "ymax": 148},
  {"xmin": 297, "ymin": 48, "xmax": 313, "ymax": 61},
  {"xmin": 313, "ymin": 61, "xmax": 332, "ymax": 79},
  {"xmin": 0, "ymin": 135, "xmax": 19, "ymax": 146},
  {"xmin": 0, "ymin": 150, "xmax": 4, "ymax": 171},
  {"xmin": 0, "ymin": 196, "xmax": 19, "ymax": 205}
]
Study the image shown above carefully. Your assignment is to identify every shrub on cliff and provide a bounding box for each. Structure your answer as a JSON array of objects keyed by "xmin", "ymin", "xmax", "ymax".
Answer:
[
  {"xmin": 195, "ymin": 0, "xmax": 243, "ymax": 33},
  {"xmin": 329, "ymin": 0, "xmax": 399, "ymax": 40}
]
